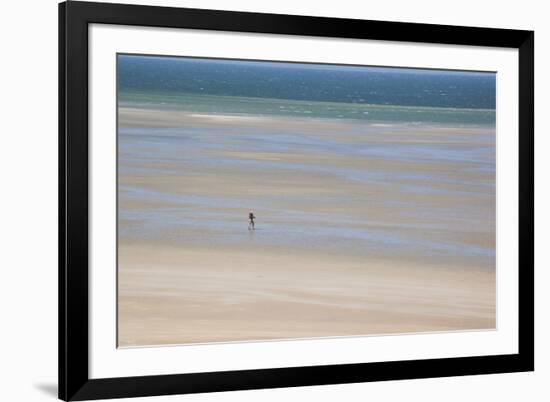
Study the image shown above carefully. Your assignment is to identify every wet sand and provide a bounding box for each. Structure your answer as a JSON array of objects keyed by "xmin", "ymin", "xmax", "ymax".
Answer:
[{"xmin": 117, "ymin": 107, "xmax": 496, "ymax": 347}]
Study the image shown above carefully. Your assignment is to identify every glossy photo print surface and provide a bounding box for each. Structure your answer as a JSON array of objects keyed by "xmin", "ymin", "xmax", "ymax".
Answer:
[{"xmin": 116, "ymin": 54, "xmax": 496, "ymax": 347}]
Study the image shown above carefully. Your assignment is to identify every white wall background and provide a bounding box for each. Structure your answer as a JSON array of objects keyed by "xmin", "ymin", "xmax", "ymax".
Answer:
[{"xmin": 0, "ymin": 0, "xmax": 545, "ymax": 401}]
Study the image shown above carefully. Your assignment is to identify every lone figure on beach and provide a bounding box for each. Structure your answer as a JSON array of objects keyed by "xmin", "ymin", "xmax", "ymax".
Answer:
[{"xmin": 248, "ymin": 210, "xmax": 256, "ymax": 230}]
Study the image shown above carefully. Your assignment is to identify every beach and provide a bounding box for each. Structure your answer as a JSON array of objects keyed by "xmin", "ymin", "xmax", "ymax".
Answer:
[
  {"xmin": 117, "ymin": 106, "xmax": 496, "ymax": 347},
  {"xmin": 118, "ymin": 244, "xmax": 495, "ymax": 346}
]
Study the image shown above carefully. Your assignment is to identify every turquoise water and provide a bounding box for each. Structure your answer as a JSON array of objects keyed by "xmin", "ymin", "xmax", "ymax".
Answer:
[{"xmin": 119, "ymin": 92, "xmax": 495, "ymax": 125}]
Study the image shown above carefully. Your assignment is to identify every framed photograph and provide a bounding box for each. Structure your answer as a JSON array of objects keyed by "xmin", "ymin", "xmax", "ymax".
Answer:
[{"xmin": 59, "ymin": 1, "xmax": 534, "ymax": 400}]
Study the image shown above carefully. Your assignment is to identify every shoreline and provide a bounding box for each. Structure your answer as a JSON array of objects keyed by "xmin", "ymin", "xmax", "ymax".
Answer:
[{"xmin": 119, "ymin": 105, "xmax": 496, "ymax": 130}]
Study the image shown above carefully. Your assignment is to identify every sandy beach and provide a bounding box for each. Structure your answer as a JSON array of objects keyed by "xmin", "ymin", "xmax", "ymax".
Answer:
[
  {"xmin": 118, "ymin": 244, "xmax": 495, "ymax": 346},
  {"xmin": 117, "ymin": 106, "xmax": 496, "ymax": 347}
]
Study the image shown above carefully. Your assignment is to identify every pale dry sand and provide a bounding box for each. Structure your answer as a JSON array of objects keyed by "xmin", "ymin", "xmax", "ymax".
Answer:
[
  {"xmin": 117, "ymin": 107, "xmax": 496, "ymax": 347},
  {"xmin": 118, "ymin": 244, "xmax": 495, "ymax": 347}
]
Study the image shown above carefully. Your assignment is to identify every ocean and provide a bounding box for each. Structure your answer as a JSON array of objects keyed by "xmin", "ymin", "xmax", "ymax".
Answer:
[{"xmin": 117, "ymin": 54, "xmax": 496, "ymax": 125}]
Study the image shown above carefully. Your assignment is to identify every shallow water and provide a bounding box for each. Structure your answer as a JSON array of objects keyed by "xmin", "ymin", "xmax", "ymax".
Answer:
[{"xmin": 118, "ymin": 117, "xmax": 495, "ymax": 268}]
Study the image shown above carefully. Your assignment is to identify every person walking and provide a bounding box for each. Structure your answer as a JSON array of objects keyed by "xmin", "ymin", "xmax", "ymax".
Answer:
[{"xmin": 248, "ymin": 210, "xmax": 256, "ymax": 230}]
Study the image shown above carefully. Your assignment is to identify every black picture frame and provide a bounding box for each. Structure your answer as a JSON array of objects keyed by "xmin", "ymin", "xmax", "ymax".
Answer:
[{"xmin": 59, "ymin": 1, "xmax": 534, "ymax": 400}]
